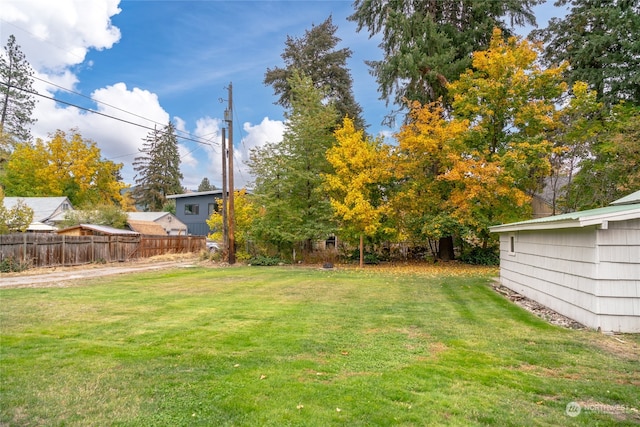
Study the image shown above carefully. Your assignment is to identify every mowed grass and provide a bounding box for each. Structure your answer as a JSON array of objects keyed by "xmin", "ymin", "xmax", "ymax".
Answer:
[{"xmin": 1, "ymin": 265, "xmax": 639, "ymax": 426}]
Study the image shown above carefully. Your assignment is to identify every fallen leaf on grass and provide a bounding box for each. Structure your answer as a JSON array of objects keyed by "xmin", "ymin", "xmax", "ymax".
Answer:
[{"xmin": 260, "ymin": 374, "xmax": 267, "ymax": 380}]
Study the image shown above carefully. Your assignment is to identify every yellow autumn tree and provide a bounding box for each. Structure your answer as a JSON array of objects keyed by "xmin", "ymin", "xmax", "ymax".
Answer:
[
  {"xmin": 1, "ymin": 129, "xmax": 127, "ymax": 208},
  {"xmin": 206, "ymin": 189, "xmax": 257, "ymax": 260},
  {"xmin": 324, "ymin": 117, "xmax": 393, "ymax": 267}
]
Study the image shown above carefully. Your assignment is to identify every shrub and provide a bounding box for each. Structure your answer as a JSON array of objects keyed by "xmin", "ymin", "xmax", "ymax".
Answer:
[
  {"xmin": 248, "ymin": 255, "xmax": 288, "ymax": 266},
  {"xmin": 459, "ymin": 246, "xmax": 499, "ymax": 265},
  {"xmin": 344, "ymin": 249, "xmax": 381, "ymax": 265},
  {"xmin": 0, "ymin": 257, "xmax": 30, "ymax": 273}
]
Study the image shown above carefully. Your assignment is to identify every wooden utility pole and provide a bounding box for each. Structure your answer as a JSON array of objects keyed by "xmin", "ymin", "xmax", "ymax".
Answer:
[
  {"xmin": 224, "ymin": 83, "xmax": 236, "ymax": 264},
  {"xmin": 221, "ymin": 127, "xmax": 228, "ymax": 252}
]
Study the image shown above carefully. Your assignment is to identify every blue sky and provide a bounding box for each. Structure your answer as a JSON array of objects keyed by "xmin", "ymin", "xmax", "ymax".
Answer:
[{"xmin": 1, "ymin": 0, "xmax": 564, "ymax": 191}]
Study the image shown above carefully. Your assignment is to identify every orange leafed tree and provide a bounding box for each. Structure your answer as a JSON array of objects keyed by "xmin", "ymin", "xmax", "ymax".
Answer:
[{"xmin": 395, "ymin": 29, "xmax": 568, "ymax": 249}]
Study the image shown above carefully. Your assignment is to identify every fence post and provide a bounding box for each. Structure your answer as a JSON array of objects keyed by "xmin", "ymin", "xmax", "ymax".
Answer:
[
  {"xmin": 61, "ymin": 235, "xmax": 65, "ymax": 266},
  {"xmin": 22, "ymin": 233, "xmax": 27, "ymax": 264}
]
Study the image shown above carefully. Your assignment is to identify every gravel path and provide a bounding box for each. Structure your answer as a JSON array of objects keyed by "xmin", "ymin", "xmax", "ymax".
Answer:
[{"xmin": 0, "ymin": 259, "xmax": 198, "ymax": 288}]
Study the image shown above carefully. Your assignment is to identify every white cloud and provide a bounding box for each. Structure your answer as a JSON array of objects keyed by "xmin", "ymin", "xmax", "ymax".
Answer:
[
  {"xmin": 29, "ymin": 80, "xmax": 171, "ymax": 183},
  {"xmin": 181, "ymin": 116, "xmax": 284, "ymax": 191},
  {"xmin": 1, "ymin": 0, "xmax": 121, "ymax": 71},
  {"xmin": 1, "ymin": 0, "xmax": 285, "ymax": 192},
  {"xmin": 235, "ymin": 117, "xmax": 285, "ymax": 188}
]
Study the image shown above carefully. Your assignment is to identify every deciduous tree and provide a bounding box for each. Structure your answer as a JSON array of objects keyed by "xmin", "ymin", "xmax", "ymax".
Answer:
[
  {"xmin": 206, "ymin": 189, "xmax": 256, "ymax": 258},
  {"xmin": 0, "ymin": 35, "xmax": 37, "ymax": 143},
  {"xmin": 445, "ymin": 29, "xmax": 566, "ymax": 239},
  {"xmin": 395, "ymin": 30, "xmax": 568, "ymax": 251},
  {"xmin": 324, "ymin": 117, "xmax": 394, "ymax": 266},
  {"xmin": 563, "ymin": 104, "xmax": 640, "ymax": 210},
  {"xmin": 0, "ymin": 187, "xmax": 33, "ymax": 234},
  {"xmin": 393, "ymin": 101, "xmax": 468, "ymax": 260},
  {"xmin": 1, "ymin": 129, "xmax": 126, "ymax": 207}
]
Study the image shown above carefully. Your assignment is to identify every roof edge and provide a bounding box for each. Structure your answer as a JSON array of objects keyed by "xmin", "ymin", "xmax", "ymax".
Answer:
[{"xmin": 490, "ymin": 205, "xmax": 640, "ymax": 233}]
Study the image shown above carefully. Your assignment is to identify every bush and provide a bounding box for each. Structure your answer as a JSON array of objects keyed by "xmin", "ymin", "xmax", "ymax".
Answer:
[
  {"xmin": 344, "ymin": 249, "xmax": 381, "ymax": 265},
  {"xmin": 248, "ymin": 255, "xmax": 288, "ymax": 266},
  {"xmin": 459, "ymin": 246, "xmax": 499, "ymax": 266},
  {"xmin": 0, "ymin": 257, "xmax": 30, "ymax": 273}
]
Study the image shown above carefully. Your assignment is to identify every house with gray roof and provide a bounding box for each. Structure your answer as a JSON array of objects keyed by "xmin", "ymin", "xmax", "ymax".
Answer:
[
  {"xmin": 3, "ymin": 197, "xmax": 73, "ymax": 230},
  {"xmin": 490, "ymin": 190, "xmax": 640, "ymax": 333}
]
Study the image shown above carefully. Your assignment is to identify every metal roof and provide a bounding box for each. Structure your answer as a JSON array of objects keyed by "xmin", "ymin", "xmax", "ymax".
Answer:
[
  {"xmin": 166, "ymin": 190, "xmax": 224, "ymax": 199},
  {"xmin": 127, "ymin": 211, "xmax": 171, "ymax": 221},
  {"xmin": 57, "ymin": 224, "xmax": 140, "ymax": 235},
  {"xmin": 490, "ymin": 203, "xmax": 640, "ymax": 233},
  {"xmin": 610, "ymin": 190, "xmax": 640, "ymax": 205}
]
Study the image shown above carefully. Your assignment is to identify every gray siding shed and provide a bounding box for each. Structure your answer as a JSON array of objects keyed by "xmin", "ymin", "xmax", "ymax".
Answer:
[{"xmin": 490, "ymin": 193, "xmax": 640, "ymax": 333}]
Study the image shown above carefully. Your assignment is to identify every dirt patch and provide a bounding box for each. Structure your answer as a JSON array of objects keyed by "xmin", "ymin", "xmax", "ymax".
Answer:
[
  {"xmin": 0, "ymin": 253, "xmax": 202, "ymax": 289},
  {"xmin": 491, "ymin": 280, "xmax": 587, "ymax": 330},
  {"xmin": 589, "ymin": 334, "xmax": 640, "ymax": 362}
]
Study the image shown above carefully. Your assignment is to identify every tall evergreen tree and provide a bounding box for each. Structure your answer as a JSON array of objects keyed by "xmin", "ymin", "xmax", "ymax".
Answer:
[
  {"xmin": 348, "ymin": 0, "xmax": 540, "ymax": 121},
  {"xmin": 249, "ymin": 72, "xmax": 338, "ymax": 258},
  {"xmin": 264, "ymin": 16, "xmax": 365, "ymax": 129},
  {"xmin": 0, "ymin": 35, "xmax": 37, "ymax": 143},
  {"xmin": 132, "ymin": 122, "xmax": 183, "ymax": 211},
  {"xmin": 532, "ymin": 0, "xmax": 640, "ymax": 108},
  {"xmin": 197, "ymin": 177, "xmax": 215, "ymax": 192}
]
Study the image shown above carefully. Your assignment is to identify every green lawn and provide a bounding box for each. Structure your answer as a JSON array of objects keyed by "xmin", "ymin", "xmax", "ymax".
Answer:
[{"xmin": 1, "ymin": 265, "xmax": 638, "ymax": 426}]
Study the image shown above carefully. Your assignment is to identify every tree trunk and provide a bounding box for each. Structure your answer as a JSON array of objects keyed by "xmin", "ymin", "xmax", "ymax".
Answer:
[
  {"xmin": 438, "ymin": 236, "xmax": 455, "ymax": 261},
  {"xmin": 359, "ymin": 234, "xmax": 364, "ymax": 268}
]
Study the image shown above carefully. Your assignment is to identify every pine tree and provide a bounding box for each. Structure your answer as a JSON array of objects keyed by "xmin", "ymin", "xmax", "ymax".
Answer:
[
  {"xmin": 132, "ymin": 122, "xmax": 183, "ymax": 211},
  {"xmin": 0, "ymin": 35, "xmax": 37, "ymax": 143},
  {"xmin": 197, "ymin": 177, "xmax": 215, "ymax": 192},
  {"xmin": 348, "ymin": 0, "xmax": 540, "ymax": 121},
  {"xmin": 264, "ymin": 16, "xmax": 365, "ymax": 129},
  {"xmin": 249, "ymin": 72, "xmax": 338, "ymax": 258},
  {"xmin": 533, "ymin": 0, "xmax": 640, "ymax": 108}
]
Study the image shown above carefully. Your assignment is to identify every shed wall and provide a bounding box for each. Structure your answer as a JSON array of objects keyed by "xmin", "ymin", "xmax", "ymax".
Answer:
[
  {"xmin": 156, "ymin": 215, "xmax": 187, "ymax": 236},
  {"xmin": 499, "ymin": 221, "xmax": 640, "ymax": 333}
]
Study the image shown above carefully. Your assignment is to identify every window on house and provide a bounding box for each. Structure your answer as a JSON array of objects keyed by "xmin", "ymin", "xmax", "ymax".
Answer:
[
  {"xmin": 509, "ymin": 234, "xmax": 516, "ymax": 254},
  {"xmin": 185, "ymin": 204, "xmax": 199, "ymax": 215},
  {"xmin": 208, "ymin": 203, "xmax": 217, "ymax": 215}
]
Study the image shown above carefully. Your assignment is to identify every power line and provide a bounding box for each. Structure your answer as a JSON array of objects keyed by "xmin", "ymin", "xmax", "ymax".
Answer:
[
  {"xmin": 30, "ymin": 75, "xmax": 201, "ymax": 142},
  {"xmin": 1, "ymin": 80, "xmax": 218, "ymax": 146}
]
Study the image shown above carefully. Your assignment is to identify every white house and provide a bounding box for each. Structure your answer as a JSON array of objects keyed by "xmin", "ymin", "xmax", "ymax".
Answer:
[
  {"xmin": 489, "ymin": 191, "xmax": 640, "ymax": 333},
  {"xmin": 3, "ymin": 197, "xmax": 73, "ymax": 230}
]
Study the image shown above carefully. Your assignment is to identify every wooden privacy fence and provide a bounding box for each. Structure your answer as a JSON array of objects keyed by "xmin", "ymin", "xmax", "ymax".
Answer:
[
  {"xmin": 136, "ymin": 235, "xmax": 205, "ymax": 258},
  {"xmin": 0, "ymin": 234, "xmax": 205, "ymax": 268}
]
